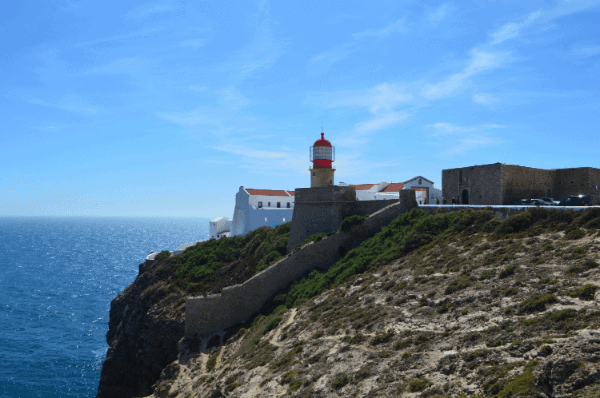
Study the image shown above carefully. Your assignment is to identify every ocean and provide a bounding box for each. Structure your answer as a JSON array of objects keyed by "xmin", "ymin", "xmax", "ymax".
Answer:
[{"xmin": 0, "ymin": 217, "xmax": 211, "ymax": 398}]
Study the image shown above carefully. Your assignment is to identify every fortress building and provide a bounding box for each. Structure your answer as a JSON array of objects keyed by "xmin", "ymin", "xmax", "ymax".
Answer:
[{"xmin": 443, "ymin": 163, "xmax": 600, "ymax": 205}]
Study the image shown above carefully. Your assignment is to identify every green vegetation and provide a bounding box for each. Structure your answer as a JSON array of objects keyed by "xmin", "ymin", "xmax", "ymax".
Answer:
[
  {"xmin": 155, "ymin": 250, "xmax": 171, "ymax": 261},
  {"xmin": 168, "ymin": 222, "xmax": 291, "ymax": 287},
  {"xmin": 569, "ymin": 284, "xmax": 598, "ymax": 300},
  {"xmin": 331, "ymin": 373, "xmax": 349, "ymax": 389},
  {"xmin": 497, "ymin": 370, "xmax": 536, "ymax": 398},
  {"xmin": 519, "ymin": 293, "xmax": 557, "ymax": 313},
  {"xmin": 206, "ymin": 355, "xmax": 217, "ymax": 372},
  {"xmin": 408, "ymin": 378, "xmax": 429, "ymax": 392},
  {"xmin": 566, "ymin": 259, "xmax": 598, "ymax": 274},
  {"xmin": 294, "ymin": 231, "xmax": 335, "ymax": 251},
  {"xmin": 339, "ymin": 214, "xmax": 368, "ymax": 232}
]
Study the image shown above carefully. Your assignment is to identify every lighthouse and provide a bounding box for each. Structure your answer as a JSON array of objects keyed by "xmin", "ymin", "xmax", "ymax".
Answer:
[{"xmin": 310, "ymin": 132, "xmax": 336, "ymax": 188}]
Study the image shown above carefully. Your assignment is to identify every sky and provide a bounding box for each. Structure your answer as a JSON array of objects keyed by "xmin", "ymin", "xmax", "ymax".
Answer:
[{"xmin": 2, "ymin": 0, "xmax": 600, "ymax": 217}]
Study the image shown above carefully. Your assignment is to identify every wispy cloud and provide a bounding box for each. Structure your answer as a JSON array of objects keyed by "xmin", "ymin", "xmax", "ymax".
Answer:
[
  {"xmin": 488, "ymin": 10, "xmax": 541, "ymax": 45},
  {"xmin": 86, "ymin": 57, "xmax": 146, "ymax": 75},
  {"xmin": 29, "ymin": 97, "xmax": 101, "ymax": 114},
  {"xmin": 426, "ymin": 123, "xmax": 505, "ymax": 156},
  {"xmin": 421, "ymin": 49, "xmax": 509, "ymax": 99},
  {"xmin": 178, "ymin": 39, "xmax": 206, "ymax": 48},
  {"xmin": 160, "ymin": 108, "xmax": 225, "ymax": 130},
  {"xmin": 309, "ymin": 44, "xmax": 356, "ymax": 66},
  {"xmin": 353, "ymin": 18, "xmax": 406, "ymax": 39},
  {"xmin": 220, "ymin": 86, "xmax": 251, "ymax": 109},
  {"xmin": 571, "ymin": 44, "xmax": 600, "ymax": 57},
  {"xmin": 428, "ymin": 3, "xmax": 450, "ymax": 23},
  {"xmin": 472, "ymin": 92, "xmax": 499, "ymax": 105},
  {"xmin": 124, "ymin": 3, "xmax": 173, "ymax": 21}
]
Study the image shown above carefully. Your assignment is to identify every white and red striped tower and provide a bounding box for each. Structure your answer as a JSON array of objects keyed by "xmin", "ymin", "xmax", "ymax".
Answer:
[{"xmin": 309, "ymin": 132, "xmax": 335, "ymax": 187}]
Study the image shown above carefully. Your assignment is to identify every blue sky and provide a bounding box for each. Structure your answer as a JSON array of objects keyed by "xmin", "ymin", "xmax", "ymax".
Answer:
[{"xmin": 2, "ymin": 0, "xmax": 600, "ymax": 217}]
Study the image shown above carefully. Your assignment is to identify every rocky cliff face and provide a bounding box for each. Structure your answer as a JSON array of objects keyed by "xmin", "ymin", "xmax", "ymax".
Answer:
[
  {"xmin": 96, "ymin": 262, "xmax": 185, "ymax": 398},
  {"xmin": 141, "ymin": 230, "xmax": 600, "ymax": 398}
]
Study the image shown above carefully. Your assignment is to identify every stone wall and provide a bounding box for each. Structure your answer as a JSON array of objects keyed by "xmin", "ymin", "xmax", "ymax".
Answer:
[
  {"xmin": 501, "ymin": 165, "xmax": 554, "ymax": 204},
  {"xmin": 444, "ymin": 164, "xmax": 600, "ymax": 205},
  {"xmin": 185, "ymin": 189, "xmax": 418, "ymax": 336},
  {"xmin": 442, "ymin": 163, "xmax": 503, "ymax": 205},
  {"xmin": 286, "ymin": 186, "xmax": 401, "ymax": 253}
]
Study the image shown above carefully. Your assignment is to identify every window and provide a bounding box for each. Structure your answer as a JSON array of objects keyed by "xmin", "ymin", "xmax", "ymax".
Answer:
[
  {"xmin": 277, "ymin": 202, "xmax": 281, "ymax": 208},
  {"xmin": 258, "ymin": 201, "xmax": 262, "ymax": 208},
  {"xmin": 418, "ymin": 178, "xmax": 422, "ymax": 185},
  {"xmin": 312, "ymin": 172, "xmax": 315, "ymax": 176},
  {"xmin": 265, "ymin": 217, "xmax": 267, "ymax": 222},
  {"xmin": 268, "ymin": 202, "xmax": 271, "ymax": 207},
  {"xmin": 287, "ymin": 202, "xmax": 290, "ymax": 208}
]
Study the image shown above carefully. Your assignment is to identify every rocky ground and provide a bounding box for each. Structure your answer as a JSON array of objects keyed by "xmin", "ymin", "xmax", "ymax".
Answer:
[{"xmin": 140, "ymin": 228, "xmax": 600, "ymax": 398}]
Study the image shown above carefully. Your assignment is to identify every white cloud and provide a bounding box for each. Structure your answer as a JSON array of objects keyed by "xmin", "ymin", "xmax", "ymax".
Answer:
[
  {"xmin": 220, "ymin": 86, "xmax": 251, "ymax": 109},
  {"xmin": 178, "ymin": 39, "xmax": 206, "ymax": 48},
  {"xmin": 421, "ymin": 49, "xmax": 509, "ymax": 99},
  {"xmin": 472, "ymin": 92, "xmax": 499, "ymax": 105},
  {"xmin": 354, "ymin": 112, "xmax": 408, "ymax": 133},
  {"xmin": 327, "ymin": 83, "xmax": 413, "ymax": 113},
  {"xmin": 426, "ymin": 123, "xmax": 505, "ymax": 156},
  {"xmin": 353, "ymin": 19, "xmax": 406, "ymax": 39},
  {"xmin": 160, "ymin": 109, "xmax": 225, "ymax": 130},
  {"xmin": 428, "ymin": 3, "xmax": 449, "ymax": 23},
  {"xmin": 571, "ymin": 44, "xmax": 600, "ymax": 57},
  {"xmin": 309, "ymin": 44, "xmax": 356, "ymax": 66},
  {"xmin": 488, "ymin": 10, "xmax": 541, "ymax": 45},
  {"xmin": 29, "ymin": 97, "xmax": 101, "ymax": 114},
  {"xmin": 124, "ymin": 3, "xmax": 173, "ymax": 21},
  {"xmin": 444, "ymin": 135, "xmax": 504, "ymax": 156},
  {"xmin": 86, "ymin": 57, "xmax": 145, "ymax": 75}
]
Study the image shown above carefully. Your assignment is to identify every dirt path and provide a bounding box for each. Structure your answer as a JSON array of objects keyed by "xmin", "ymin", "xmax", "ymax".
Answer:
[{"xmin": 270, "ymin": 308, "xmax": 297, "ymax": 346}]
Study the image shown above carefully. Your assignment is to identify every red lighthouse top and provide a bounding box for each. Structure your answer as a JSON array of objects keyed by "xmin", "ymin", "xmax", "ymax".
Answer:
[
  {"xmin": 313, "ymin": 132, "xmax": 332, "ymax": 147},
  {"xmin": 310, "ymin": 132, "xmax": 335, "ymax": 168}
]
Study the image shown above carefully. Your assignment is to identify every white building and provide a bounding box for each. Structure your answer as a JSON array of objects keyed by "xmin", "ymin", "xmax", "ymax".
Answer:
[
  {"xmin": 212, "ymin": 177, "xmax": 441, "ymax": 239},
  {"xmin": 209, "ymin": 217, "xmax": 233, "ymax": 239},
  {"xmin": 230, "ymin": 187, "xmax": 295, "ymax": 237}
]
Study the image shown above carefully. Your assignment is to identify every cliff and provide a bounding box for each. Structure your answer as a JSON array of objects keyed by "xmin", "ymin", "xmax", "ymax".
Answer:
[{"xmin": 99, "ymin": 207, "xmax": 600, "ymax": 398}]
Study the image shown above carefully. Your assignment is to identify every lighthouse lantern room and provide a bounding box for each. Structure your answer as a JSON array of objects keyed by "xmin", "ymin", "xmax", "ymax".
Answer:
[{"xmin": 309, "ymin": 132, "xmax": 336, "ymax": 188}]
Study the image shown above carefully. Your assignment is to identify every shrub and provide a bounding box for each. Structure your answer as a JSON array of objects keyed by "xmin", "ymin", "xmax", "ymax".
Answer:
[
  {"xmin": 445, "ymin": 275, "xmax": 471, "ymax": 294},
  {"xmin": 564, "ymin": 229, "xmax": 586, "ymax": 240},
  {"xmin": 408, "ymin": 378, "xmax": 428, "ymax": 392},
  {"xmin": 566, "ymin": 259, "xmax": 598, "ymax": 274},
  {"xmin": 520, "ymin": 293, "xmax": 557, "ymax": 313},
  {"xmin": 569, "ymin": 284, "xmax": 598, "ymax": 300},
  {"xmin": 499, "ymin": 265, "xmax": 518, "ymax": 279},
  {"xmin": 155, "ymin": 250, "xmax": 171, "ymax": 261},
  {"xmin": 226, "ymin": 382, "xmax": 241, "ymax": 391},
  {"xmin": 206, "ymin": 355, "xmax": 217, "ymax": 371},
  {"xmin": 331, "ymin": 374, "xmax": 349, "ymax": 389},
  {"xmin": 496, "ymin": 212, "xmax": 532, "ymax": 234},
  {"xmin": 340, "ymin": 215, "xmax": 367, "ymax": 232},
  {"xmin": 497, "ymin": 371, "xmax": 536, "ymax": 398},
  {"xmin": 370, "ymin": 330, "xmax": 394, "ymax": 345}
]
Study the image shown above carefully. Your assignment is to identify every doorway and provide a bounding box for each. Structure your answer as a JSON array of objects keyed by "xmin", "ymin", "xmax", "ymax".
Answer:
[{"xmin": 461, "ymin": 189, "xmax": 469, "ymax": 205}]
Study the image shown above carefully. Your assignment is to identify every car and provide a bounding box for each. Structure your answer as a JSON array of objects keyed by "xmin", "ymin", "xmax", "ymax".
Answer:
[
  {"xmin": 558, "ymin": 195, "xmax": 592, "ymax": 206},
  {"xmin": 540, "ymin": 197, "xmax": 560, "ymax": 205},
  {"xmin": 508, "ymin": 199, "xmax": 533, "ymax": 205}
]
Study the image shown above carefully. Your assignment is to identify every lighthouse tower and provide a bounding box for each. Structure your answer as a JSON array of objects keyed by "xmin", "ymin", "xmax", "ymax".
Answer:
[{"xmin": 310, "ymin": 132, "xmax": 335, "ymax": 187}]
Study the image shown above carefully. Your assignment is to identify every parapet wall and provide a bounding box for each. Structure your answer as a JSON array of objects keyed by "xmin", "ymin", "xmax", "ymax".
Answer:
[
  {"xmin": 185, "ymin": 189, "xmax": 418, "ymax": 336},
  {"xmin": 286, "ymin": 186, "xmax": 400, "ymax": 253}
]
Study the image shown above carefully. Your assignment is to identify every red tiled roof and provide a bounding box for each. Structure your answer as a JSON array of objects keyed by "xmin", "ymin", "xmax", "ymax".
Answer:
[
  {"xmin": 245, "ymin": 189, "xmax": 292, "ymax": 197},
  {"xmin": 286, "ymin": 190, "xmax": 295, "ymax": 197},
  {"xmin": 349, "ymin": 184, "xmax": 376, "ymax": 191},
  {"xmin": 382, "ymin": 182, "xmax": 405, "ymax": 192}
]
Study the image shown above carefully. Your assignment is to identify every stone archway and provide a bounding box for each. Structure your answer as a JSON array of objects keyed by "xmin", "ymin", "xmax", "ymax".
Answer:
[{"xmin": 461, "ymin": 189, "xmax": 469, "ymax": 205}]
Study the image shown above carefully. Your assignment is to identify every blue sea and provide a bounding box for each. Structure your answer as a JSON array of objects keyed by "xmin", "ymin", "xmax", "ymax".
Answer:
[{"xmin": 0, "ymin": 217, "xmax": 211, "ymax": 398}]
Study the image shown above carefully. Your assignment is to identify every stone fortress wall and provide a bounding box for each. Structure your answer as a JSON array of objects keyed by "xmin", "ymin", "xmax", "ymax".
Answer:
[
  {"xmin": 285, "ymin": 186, "xmax": 400, "ymax": 253},
  {"xmin": 185, "ymin": 189, "xmax": 419, "ymax": 336},
  {"xmin": 443, "ymin": 163, "xmax": 600, "ymax": 205}
]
